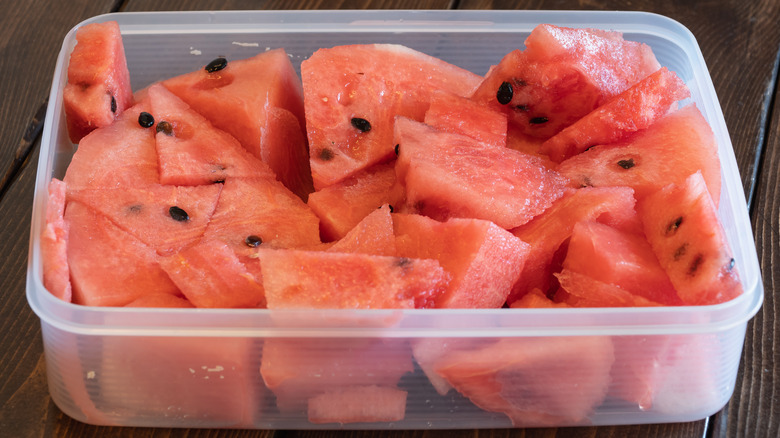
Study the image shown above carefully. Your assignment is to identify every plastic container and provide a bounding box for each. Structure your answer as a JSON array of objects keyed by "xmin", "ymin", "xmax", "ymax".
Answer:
[{"xmin": 27, "ymin": 10, "xmax": 763, "ymax": 429}]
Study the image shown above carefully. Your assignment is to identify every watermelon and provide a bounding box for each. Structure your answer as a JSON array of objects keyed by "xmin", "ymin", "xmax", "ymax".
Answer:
[
  {"xmin": 424, "ymin": 90, "xmax": 507, "ymax": 147},
  {"xmin": 509, "ymin": 288, "xmax": 570, "ymax": 309},
  {"xmin": 124, "ymin": 293, "xmax": 194, "ymax": 308},
  {"xmin": 393, "ymin": 213, "xmax": 530, "ymax": 308},
  {"xmin": 638, "ymin": 172, "xmax": 743, "ymax": 305},
  {"xmin": 471, "ymin": 24, "xmax": 660, "ymax": 139},
  {"xmin": 302, "ymin": 44, "xmax": 482, "ymax": 189},
  {"xmin": 540, "ymin": 67, "xmax": 690, "ymax": 162},
  {"xmin": 307, "ymin": 385, "xmax": 407, "ymax": 424},
  {"xmin": 63, "ymin": 21, "xmax": 134, "ymax": 143},
  {"xmin": 326, "ymin": 204, "xmax": 396, "ymax": 256},
  {"xmin": 394, "ymin": 117, "xmax": 569, "ymax": 229},
  {"xmin": 162, "ymin": 49, "xmax": 313, "ymax": 199},
  {"xmin": 41, "ymin": 178, "xmax": 71, "ymax": 302},
  {"xmin": 557, "ymin": 104, "xmax": 722, "ymax": 206},
  {"xmin": 555, "ymin": 270, "xmax": 666, "ymax": 308}
]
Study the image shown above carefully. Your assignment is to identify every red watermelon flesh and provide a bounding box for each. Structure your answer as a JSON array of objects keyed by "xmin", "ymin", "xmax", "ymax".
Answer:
[
  {"xmin": 41, "ymin": 178, "xmax": 71, "ymax": 302},
  {"xmin": 541, "ymin": 67, "xmax": 690, "ymax": 162},
  {"xmin": 394, "ymin": 117, "xmax": 569, "ymax": 229},
  {"xmin": 410, "ymin": 338, "xmax": 485, "ymax": 396},
  {"xmin": 555, "ymin": 270, "xmax": 665, "ymax": 307},
  {"xmin": 67, "ymin": 183, "xmax": 222, "ymax": 257},
  {"xmin": 146, "ymin": 84, "xmax": 276, "ymax": 185},
  {"xmin": 159, "ymin": 238, "xmax": 265, "ymax": 308},
  {"xmin": 638, "ymin": 172, "xmax": 742, "ymax": 305},
  {"xmin": 63, "ymin": 21, "xmax": 134, "ymax": 143},
  {"xmin": 302, "ymin": 44, "xmax": 482, "ymax": 189},
  {"xmin": 124, "ymin": 293, "xmax": 194, "ymax": 308},
  {"xmin": 261, "ymin": 337, "xmax": 414, "ymax": 413},
  {"xmin": 563, "ymin": 221, "xmax": 682, "ymax": 305},
  {"xmin": 424, "ymin": 90, "xmax": 507, "ymax": 147},
  {"xmin": 307, "ymin": 385, "xmax": 407, "ymax": 424},
  {"xmin": 393, "ymin": 213, "xmax": 531, "ymax": 308},
  {"xmin": 434, "ymin": 336, "xmax": 615, "ymax": 427},
  {"xmin": 259, "ymin": 249, "xmax": 449, "ymax": 309},
  {"xmin": 327, "ymin": 204, "xmax": 396, "ymax": 256},
  {"xmin": 471, "ymin": 25, "xmax": 660, "ymax": 139},
  {"xmin": 63, "ymin": 101, "xmax": 159, "ymax": 193},
  {"xmin": 509, "ymin": 288, "xmax": 570, "ymax": 308},
  {"xmin": 65, "ymin": 201, "xmax": 179, "ymax": 306},
  {"xmin": 557, "ymin": 103, "xmax": 722, "ymax": 206},
  {"xmin": 162, "ymin": 49, "xmax": 313, "ymax": 199},
  {"xmin": 307, "ymin": 162, "xmax": 405, "ymax": 242}
]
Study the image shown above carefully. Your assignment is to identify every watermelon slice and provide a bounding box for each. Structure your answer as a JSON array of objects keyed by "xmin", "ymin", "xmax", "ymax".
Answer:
[
  {"xmin": 423, "ymin": 90, "xmax": 508, "ymax": 147},
  {"xmin": 162, "ymin": 49, "xmax": 313, "ymax": 199},
  {"xmin": 638, "ymin": 172, "xmax": 743, "ymax": 305},
  {"xmin": 63, "ymin": 21, "xmax": 134, "ymax": 143},
  {"xmin": 557, "ymin": 104, "xmax": 722, "ymax": 206},
  {"xmin": 41, "ymin": 178, "xmax": 71, "ymax": 302},
  {"xmin": 394, "ymin": 117, "xmax": 569, "ymax": 229},
  {"xmin": 327, "ymin": 204, "xmax": 396, "ymax": 256},
  {"xmin": 146, "ymin": 84, "xmax": 276, "ymax": 185},
  {"xmin": 302, "ymin": 44, "xmax": 482, "ymax": 189},
  {"xmin": 124, "ymin": 293, "xmax": 194, "ymax": 308},
  {"xmin": 471, "ymin": 25, "xmax": 660, "ymax": 139},
  {"xmin": 393, "ymin": 213, "xmax": 530, "ymax": 308},
  {"xmin": 540, "ymin": 67, "xmax": 690, "ymax": 162},
  {"xmin": 307, "ymin": 385, "xmax": 407, "ymax": 424},
  {"xmin": 555, "ymin": 270, "xmax": 666, "ymax": 307}
]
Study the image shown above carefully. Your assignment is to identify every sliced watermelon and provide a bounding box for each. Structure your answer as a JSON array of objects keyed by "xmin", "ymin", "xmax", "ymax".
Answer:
[
  {"xmin": 555, "ymin": 270, "xmax": 666, "ymax": 307},
  {"xmin": 393, "ymin": 213, "xmax": 530, "ymax": 308},
  {"xmin": 259, "ymin": 249, "xmax": 449, "ymax": 309},
  {"xmin": 394, "ymin": 117, "xmax": 569, "ymax": 229},
  {"xmin": 327, "ymin": 204, "xmax": 396, "ymax": 256},
  {"xmin": 146, "ymin": 84, "xmax": 276, "ymax": 185},
  {"xmin": 423, "ymin": 90, "xmax": 507, "ymax": 147},
  {"xmin": 162, "ymin": 49, "xmax": 313, "ymax": 199},
  {"xmin": 557, "ymin": 104, "xmax": 722, "ymax": 206},
  {"xmin": 302, "ymin": 44, "xmax": 482, "ymax": 189},
  {"xmin": 509, "ymin": 288, "xmax": 570, "ymax": 308},
  {"xmin": 307, "ymin": 385, "xmax": 407, "ymax": 424},
  {"xmin": 41, "ymin": 178, "xmax": 71, "ymax": 302},
  {"xmin": 638, "ymin": 172, "xmax": 742, "ymax": 305},
  {"xmin": 307, "ymin": 163, "xmax": 405, "ymax": 242},
  {"xmin": 540, "ymin": 67, "xmax": 690, "ymax": 162},
  {"xmin": 124, "ymin": 293, "xmax": 194, "ymax": 308},
  {"xmin": 63, "ymin": 21, "xmax": 134, "ymax": 143}
]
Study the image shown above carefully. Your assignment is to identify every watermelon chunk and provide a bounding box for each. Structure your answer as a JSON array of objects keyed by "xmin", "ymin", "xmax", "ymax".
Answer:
[
  {"xmin": 307, "ymin": 385, "xmax": 407, "ymax": 424},
  {"xmin": 638, "ymin": 172, "xmax": 743, "ymax": 305},
  {"xmin": 63, "ymin": 21, "xmax": 134, "ymax": 143},
  {"xmin": 540, "ymin": 67, "xmax": 690, "ymax": 162},
  {"xmin": 555, "ymin": 270, "xmax": 666, "ymax": 308},
  {"xmin": 162, "ymin": 49, "xmax": 313, "ymax": 199},
  {"xmin": 124, "ymin": 293, "xmax": 194, "ymax": 308},
  {"xmin": 41, "ymin": 178, "xmax": 71, "ymax": 302},
  {"xmin": 302, "ymin": 44, "xmax": 482, "ymax": 189},
  {"xmin": 394, "ymin": 117, "xmax": 569, "ymax": 229},
  {"xmin": 424, "ymin": 90, "xmax": 508, "ymax": 147},
  {"xmin": 327, "ymin": 204, "xmax": 396, "ymax": 256}
]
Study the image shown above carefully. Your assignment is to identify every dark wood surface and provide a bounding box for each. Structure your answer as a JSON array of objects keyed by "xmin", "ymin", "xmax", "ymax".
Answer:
[{"xmin": 1, "ymin": 0, "xmax": 777, "ymax": 437}]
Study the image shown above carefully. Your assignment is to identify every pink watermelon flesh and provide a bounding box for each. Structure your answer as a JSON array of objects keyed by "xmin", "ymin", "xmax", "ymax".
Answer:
[
  {"xmin": 557, "ymin": 103, "xmax": 722, "ymax": 206},
  {"xmin": 638, "ymin": 171, "xmax": 742, "ymax": 305},
  {"xmin": 471, "ymin": 25, "xmax": 660, "ymax": 139},
  {"xmin": 302, "ymin": 44, "xmax": 483, "ymax": 189},
  {"xmin": 563, "ymin": 220, "xmax": 682, "ymax": 305},
  {"xmin": 124, "ymin": 293, "xmax": 194, "ymax": 308},
  {"xmin": 393, "ymin": 213, "xmax": 531, "ymax": 308},
  {"xmin": 307, "ymin": 162, "xmax": 405, "ymax": 242},
  {"xmin": 327, "ymin": 204, "xmax": 396, "ymax": 256},
  {"xmin": 63, "ymin": 101, "xmax": 159, "ymax": 193},
  {"xmin": 394, "ymin": 117, "xmax": 569, "ymax": 229},
  {"xmin": 67, "ymin": 183, "xmax": 222, "ymax": 257},
  {"xmin": 162, "ymin": 49, "xmax": 313, "ymax": 199},
  {"xmin": 541, "ymin": 67, "xmax": 690, "ymax": 162},
  {"xmin": 410, "ymin": 338, "xmax": 484, "ymax": 396},
  {"xmin": 63, "ymin": 21, "xmax": 134, "ymax": 143},
  {"xmin": 41, "ymin": 178, "xmax": 72, "ymax": 302},
  {"xmin": 146, "ymin": 84, "xmax": 276, "ymax": 185},
  {"xmin": 508, "ymin": 186, "xmax": 640, "ymax": 304},
  {"xmin": 555, "ymin": 270, "xmax": 665, "ymax": 307},
  {"xmin": 509, "ymin": 288, "xmax": 570, "ymax": 308},
  {"xmin": 261, "ymin": 337, "xmax": 413, "ymax": 413},
  {"xmin": 307, "ymin": 385, "xmax": 407, "ymax": 424},
  {"xmin": 65, "ymin": 201, "xmax": 179, "ymax": 306},
  {"xmin": 159, "ymin": 238, "xmax": 265, "ymax": 308},
  {"xmin": 423, "ymin": 90, "xmax": 507, "ymax": 147},
  {"xmin": 259, "ymin": 249, "xmax": 449, "ymax": 309},
  {"xmin": 434, "ymin": 336, "xmax": 615, "ymax": 427}
]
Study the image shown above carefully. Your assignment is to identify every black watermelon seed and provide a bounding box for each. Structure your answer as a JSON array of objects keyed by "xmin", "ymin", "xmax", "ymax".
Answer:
[
  {"xmin": 169, "ymin": 206, "xmax": 189, "ymax": 222},
  {"xmin": 245, "ymin": 235, "xmax": 263, "ymax": 247},
  {"xmin": 617, "ymin": 158, "xmax": 635, "ymax": 169},
  {"xmin": 138, "ymin": 112, "xmax": 155, "ymax": 128},
  {"xmin": 351, "ymin": 117, "xmax": 371, "ymax": 132},
  {"xmin": 212, "ymin": 179, "xmax": 225, "ymax": 184},
  {"xmin": 394, "ymin": 144, "xmax": 400, "ymax": 156},
  {"xmin": 665, "ymin": 216, "xmax": 683, "ymax": 235},
  {"xmin": 388, "ymin": 204, "xmax": 394, "ymax": 213},
  {"xmin": 110, "ymin": 94, "xmax": 117, "ymax": 113},
  {"xmin": 497, "ymin": 81, "xmax": 513, "ymax": 105},
  {"xmin": 529, "ymin": 116, "xmax": 549, "ymax": 125},
  {"xmin": 728, "ymin": 258, "xmax": 736, "ymax": 270},
  {"xmin": 205, "ymin": 57, "xmax": 228, "ymax": 73},
  {"xmin": 688, "ymin": 254, "xmax": 704, "ymax": 276},
  {"xmin": 673, "ymin": 243, "xmax": 688, "ymax": 261},
  {"xmin": 318, "ymin": 148, "xmax": 335, "ymax": 161},
  {"xmin": 156, "ymin": 120, "xmax": 173, "ymax": 136}
]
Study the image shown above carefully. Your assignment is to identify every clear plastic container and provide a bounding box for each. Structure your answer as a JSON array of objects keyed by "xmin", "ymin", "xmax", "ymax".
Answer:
[{"xmin": 27, "ymin": 10, "xmax": 763, "ymax": 429}]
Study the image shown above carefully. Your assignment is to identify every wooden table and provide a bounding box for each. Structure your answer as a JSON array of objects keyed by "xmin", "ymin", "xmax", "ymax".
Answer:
[{"xmin": 1, "ymin": 0, "xmax": 777, "ymax": 437}]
